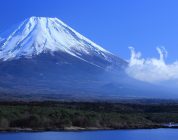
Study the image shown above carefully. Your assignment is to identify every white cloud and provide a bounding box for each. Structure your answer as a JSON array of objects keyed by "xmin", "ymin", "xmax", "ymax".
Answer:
[{"xmin": 126, "ymin": 47, "xmax": 178, "ymax": 83}]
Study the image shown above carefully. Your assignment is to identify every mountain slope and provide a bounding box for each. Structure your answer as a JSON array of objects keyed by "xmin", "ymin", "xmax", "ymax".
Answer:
[{"xmin": 0, "ymin": 17, "xmax": 130, "ymax": 101}]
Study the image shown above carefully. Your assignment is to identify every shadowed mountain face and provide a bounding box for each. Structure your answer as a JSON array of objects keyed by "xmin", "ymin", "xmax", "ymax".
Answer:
[{"xmin": 0, "ymin": 17, "xmax": 176, "ymax": 101}]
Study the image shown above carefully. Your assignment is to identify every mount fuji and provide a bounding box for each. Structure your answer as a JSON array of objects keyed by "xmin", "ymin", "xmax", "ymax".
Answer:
[
  {"xmin": 0, "ymin": 17, "xmax": 175, "ymax": 101},
  {"xmin": 0, "ymin": 17, "xmax": 125, "ymax": 68}
]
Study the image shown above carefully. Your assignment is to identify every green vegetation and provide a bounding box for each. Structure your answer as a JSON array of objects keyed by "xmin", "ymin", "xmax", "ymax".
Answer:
[{"xmin": 0, "ymin": 101, "xmax": 177, "ymax": 131}]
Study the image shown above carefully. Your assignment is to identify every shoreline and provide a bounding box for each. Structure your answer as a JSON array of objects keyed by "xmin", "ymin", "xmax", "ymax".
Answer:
[{"xmin": 0, "ymin": 125, "xmax": 176, "ymax": 132}]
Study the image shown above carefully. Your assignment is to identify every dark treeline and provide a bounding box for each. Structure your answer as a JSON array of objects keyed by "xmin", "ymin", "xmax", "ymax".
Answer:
[{"xmin": 0, "ymin": 101, "xmax": 178, "ymax": 130}]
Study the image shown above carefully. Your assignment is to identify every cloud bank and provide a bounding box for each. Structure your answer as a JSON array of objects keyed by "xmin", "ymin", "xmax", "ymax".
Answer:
[{"xmin": 126, "ymin": 47, "xmax": 178, "ymax": 83}]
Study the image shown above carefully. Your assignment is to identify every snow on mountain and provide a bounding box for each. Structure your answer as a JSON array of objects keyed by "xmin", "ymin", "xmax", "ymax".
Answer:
[{"xmin": 0, "ymin": 17, "xmax": 116, "ymax": 63}]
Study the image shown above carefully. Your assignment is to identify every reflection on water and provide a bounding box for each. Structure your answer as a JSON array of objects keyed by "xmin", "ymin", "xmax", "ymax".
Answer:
[{"xmin": 0, "ymin": 129, "xmax": 178, "ymax": 140}]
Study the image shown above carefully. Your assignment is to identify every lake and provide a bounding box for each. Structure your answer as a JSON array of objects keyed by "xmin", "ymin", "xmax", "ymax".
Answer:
[{"xmin": 0, "ymin": 129, "xmax": 177, "ymax": 140}]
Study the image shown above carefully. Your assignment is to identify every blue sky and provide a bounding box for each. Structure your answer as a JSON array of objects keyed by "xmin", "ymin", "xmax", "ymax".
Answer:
[{"xmin": 0, "ymin": 0, "xmax": 178, "ymax": 62}]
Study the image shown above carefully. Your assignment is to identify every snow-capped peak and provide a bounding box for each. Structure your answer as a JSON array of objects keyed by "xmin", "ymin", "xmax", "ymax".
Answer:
[{"xmin": 0, "ymin": 16, "xmax": 111, "ymax": 61}]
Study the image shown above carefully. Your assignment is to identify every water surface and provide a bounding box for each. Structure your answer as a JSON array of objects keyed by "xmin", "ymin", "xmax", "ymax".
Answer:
[{"xmin": 0, "ymin": 129, "xmax": 178, "ymax": 140}]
